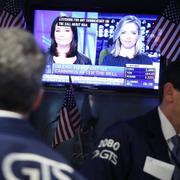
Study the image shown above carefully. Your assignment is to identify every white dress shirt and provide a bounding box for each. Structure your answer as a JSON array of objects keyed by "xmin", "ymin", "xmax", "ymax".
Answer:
[{"xmin": 158, "ymin": 106, "xmax": 180, "ymax": 152}]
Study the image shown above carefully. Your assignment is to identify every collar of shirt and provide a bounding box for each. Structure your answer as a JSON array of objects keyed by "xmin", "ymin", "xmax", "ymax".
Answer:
[
  {"xmin": 158, "ymin": 106, "xmax": 180, "ymax": 150},
  {"xmin": 0, "ymin": 109, "xmax": 24, "ymax": 119}
]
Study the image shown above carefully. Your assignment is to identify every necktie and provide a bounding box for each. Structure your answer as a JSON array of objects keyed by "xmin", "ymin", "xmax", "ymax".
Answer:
[{"xmin": 171, "ymin": 135, "xmax": 180, "ymax": 180}]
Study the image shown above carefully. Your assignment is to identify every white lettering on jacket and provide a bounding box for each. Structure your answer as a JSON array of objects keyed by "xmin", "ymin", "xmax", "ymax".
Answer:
[
  {"xmin": 2, "ymin": 152, "xmax": 74, "ymax": 180},
  {"xmin": 92, "ymin": 149, "xmax": 118, "ymax": 165}
]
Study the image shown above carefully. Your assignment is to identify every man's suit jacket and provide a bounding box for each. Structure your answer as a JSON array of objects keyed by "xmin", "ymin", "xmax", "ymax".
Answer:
[
  {"xmin": 0, "ymin": 117, "xmax": 85, "ymax": 180},
  {"xmin": 80, "ymin": 108, "xmax": 172, "ymax": 180}
]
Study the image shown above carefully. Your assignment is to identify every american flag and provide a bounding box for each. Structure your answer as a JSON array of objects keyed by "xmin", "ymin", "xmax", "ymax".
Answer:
[
  {"xmin": 0, "ymin": 0, "xmax": 26, "ymax": 28},
  {"xmin": 52, "ymin": 85, "xmax": 81, "ymax": 148},
  {"xmin": 146, "ymin": 0, "xmax": 180, "ymax": 62}
]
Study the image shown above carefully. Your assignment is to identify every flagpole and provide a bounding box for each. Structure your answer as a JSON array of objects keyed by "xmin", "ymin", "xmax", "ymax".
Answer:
[{"xmin": 77, "ymin": 128, "xmax": 85, "ymax": 160}]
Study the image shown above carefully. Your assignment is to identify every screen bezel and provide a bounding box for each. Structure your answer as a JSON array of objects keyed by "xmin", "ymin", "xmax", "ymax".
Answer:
[{"xmin": 27, "ymin": 3, "xmax": 162, "ymax": 95}]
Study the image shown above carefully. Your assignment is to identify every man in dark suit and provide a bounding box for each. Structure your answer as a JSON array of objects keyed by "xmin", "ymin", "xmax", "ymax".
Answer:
[
  {"xmin": 0, "ymin": 28, "xmax": 85, "ymax": 180},
  {"xmin": 80, "ymin": 58, "xmax": 180, "ymax": 180}
]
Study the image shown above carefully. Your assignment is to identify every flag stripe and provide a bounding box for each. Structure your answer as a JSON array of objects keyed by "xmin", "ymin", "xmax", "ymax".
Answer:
[
  {"xmin": 54, "ymin": 130, "xmax": 58, "ymax": 145},
  {"xmin": 72, "ymin": 116, "xmax": 80, "ymax": 125},
  {"xmin": 2, "ymin": 12, "xmax": 11, "ymax": 27},
  {"xmin": 71, "ymin": 113, "xmax": 80, "ymax": 128},
  {"xmin": 59, "ymin": 110, "xmax": 67, "ymax": 141},
  {"xmin": 161, "ymin": 25, "xmax": 179, "ymax": 54},
  {"xmin": 11, "ymin": 10, "xmax": 25, "ymax": 28},
  {"xmin": 165, "ymin": 37, "xmax": 179, "ymax": 60},
  {"xmin": 54, "ymin": 127, "xmax": 59, "ymax": 145},
  {"xmin": 62, "ymin": 108, "xmax": 75, "ymax": 138},
  {"xmin": 156, "ymin": 23, "xmax": 176, "ymax": 52},
  {"xmin": 162, "ymin": 25, "xmax": 180, "ymax": 56},
  {"xmin": 52, "ymin": 84, "xmax": 81, "ymax": 148},
  {"xmin": 0, "ymin": 10, "xmax": 9, "ymax": 27},
  {"xmin": 53, "ymin": 123, "xmax": 59, "ymax": 146},
  {"xmin": 0, "ymin": 2, "xmax": 26, "ymax": 29},
  {"xmin": 153, "ymin": 20, "xmax": 172, "ymax": 51},
  {"xmin": 5, "ymin": 14, "xmax": 13, "ymax": 27},
  {"xmin": 69, "ymin": 106, "xmax": 78, "ymax": 115},
  {"xmin": 71, "ymin": 113, "xmax": 80, "ymax": 124},
  {"xmin": 73, "ymin": 121, "xmax": 80, "ymax": 130},
  {"xmin": 70, "ymin": 109, "xmax": 79, "ymax": 121},
  {"xmin": 61, "ymin": 108, "xmax": 72, "ymax": 140},
  {"xmin": 149, "ymin": 17, "xmax": 168, "ymax": 50},
  {"xmin": 166, "ymin": 37, "xmax": 180, "ymax": 60},
  {"xmin": 147, "ymin": 16, "xmax": 165, "ymax": 47},
  {"xmin": 57, "ymin": 122, "xmax": 63, "ymax": 143},
  {"xmin": 146, "ymin": 0, "xmax": 180, "ymax": 62},
  {"xmin": 171, "ymin": 47, "xmax": 180, "ymax": 62},
  {"xmin": 0, "ymin": 10, "xmax": 5, "ymax": 25}
]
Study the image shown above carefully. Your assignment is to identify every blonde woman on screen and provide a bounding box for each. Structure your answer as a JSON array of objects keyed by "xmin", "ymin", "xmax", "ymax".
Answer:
[{"xmin": 102, "ymin": 15, "xmax": 152, "ymax": 66}]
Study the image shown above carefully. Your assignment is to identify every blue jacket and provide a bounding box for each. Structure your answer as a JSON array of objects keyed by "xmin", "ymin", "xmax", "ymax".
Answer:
[
  {"xmin": 80, "ymin": 108, "xmax": 172, "ymax": 180},
  {"xmin": 102, "ymin": 54, "xmax": 152, "ymax": 66},
  {"xmin": 0, "ymin": 117, "xmax": 85, "ymax": 180}
]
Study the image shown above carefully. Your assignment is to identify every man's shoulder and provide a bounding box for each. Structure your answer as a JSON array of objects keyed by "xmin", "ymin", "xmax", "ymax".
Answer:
[
  {"xmin": 0, "ymin": 132, "xmax": 65, "ymax": 160},
  {"xmin": 0, "ymin": 134, "xmax": 85, "ymax": 179},
  {"xmin": 103, "ymin": 108, "xmax": 158, "ymax": 138},
  {"xmin": 0, "ymin": 118, "xmax": 85, "ymax": 179}
]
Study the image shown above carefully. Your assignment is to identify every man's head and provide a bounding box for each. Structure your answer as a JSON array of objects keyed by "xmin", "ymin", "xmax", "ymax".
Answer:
[
  {"xmin": 0, "ymin": 29, "xmax": 46, "ymax": 114},
  {"xmin": 159, "ymin": 59, "xmax": 180, "ymax": 101},
  {"xmin": 159, "ymin": 58, "xmax": 180, "ymax": 132}
]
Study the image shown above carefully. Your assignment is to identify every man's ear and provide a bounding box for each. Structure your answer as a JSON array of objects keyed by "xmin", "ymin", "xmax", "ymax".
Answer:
[
  {"xmin": 163, "ymin": 82, "xmax": 174, "ymax": 103},
  {"xmin": 32, "ymin": 88, "xmax": 44, "ymax": 111}
]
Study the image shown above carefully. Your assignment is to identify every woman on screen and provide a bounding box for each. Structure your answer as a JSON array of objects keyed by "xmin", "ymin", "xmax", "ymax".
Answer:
[
  {"xmin": 47, "ymin": 16, "xmax": 92, "ymax": 66},
  {"xmin": 102, "ymin": 15, "xmax": 152, "ymax": 66}
]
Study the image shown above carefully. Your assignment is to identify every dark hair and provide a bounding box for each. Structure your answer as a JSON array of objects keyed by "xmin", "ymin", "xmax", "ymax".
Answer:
[
  {"xmin": 49, "ymin": 16, "xmax": 78, "ymax": 57},
  {"xmin": 159, "ymin": 58, "xmax": 180, "ymax": 103}
]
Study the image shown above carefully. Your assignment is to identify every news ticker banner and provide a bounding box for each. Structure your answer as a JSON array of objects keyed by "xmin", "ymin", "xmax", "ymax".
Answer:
[
  {"xmin": 43, "ymin": 64, "xmax": 158, "ymax": 88},
  {"xmin": 42, "ymin": 74, "xmax": 125, "ymax": 86},
  {"xmin": 42, "ymin": 74, "xmax": 157, "ymax": 88},
  {"xmin": 50, "ymin": 64, "xmax": 156, "ymax": 80}
]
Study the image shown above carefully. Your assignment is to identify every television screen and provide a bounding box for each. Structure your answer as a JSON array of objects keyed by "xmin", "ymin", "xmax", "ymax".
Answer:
[{"xmin": 33, "ymin": 9, "xmax": 161, "ymax": 91}]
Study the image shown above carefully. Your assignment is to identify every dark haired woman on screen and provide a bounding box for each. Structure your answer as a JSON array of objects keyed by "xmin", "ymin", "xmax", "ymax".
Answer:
[
  {"xmin": 47, "ymin": 16, "xmax": 91, "ymax": 67},
  {"xmin": 102, "ymin": 15, "xmax": 152, "ymax": 66}
]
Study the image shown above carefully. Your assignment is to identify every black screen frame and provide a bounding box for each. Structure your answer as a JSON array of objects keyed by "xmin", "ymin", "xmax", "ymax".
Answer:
[{"xmin": 26, "ymin": 1, "xmax": 164, "ymax": 95}]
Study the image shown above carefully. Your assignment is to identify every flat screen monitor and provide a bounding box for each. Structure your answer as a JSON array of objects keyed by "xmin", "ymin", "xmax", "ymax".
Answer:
[{"xmin": 33, "ymin": 8, "xmax": 161, "ymax": 92}]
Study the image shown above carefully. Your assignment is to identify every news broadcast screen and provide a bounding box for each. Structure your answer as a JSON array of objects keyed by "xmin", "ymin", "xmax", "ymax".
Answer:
[{"xmin": 33, "ymin": 9, "xmax": 160, "ymax": 90}]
